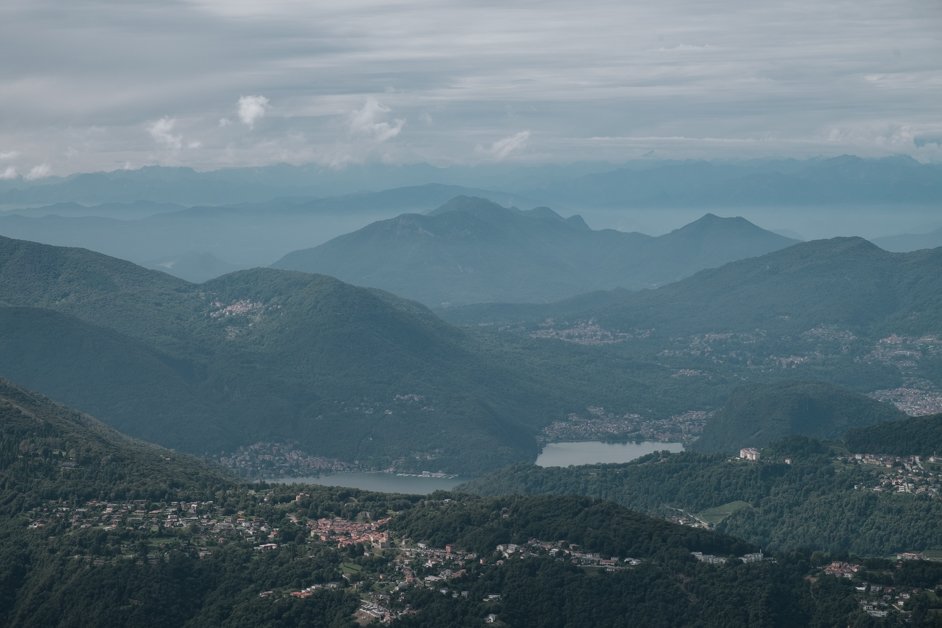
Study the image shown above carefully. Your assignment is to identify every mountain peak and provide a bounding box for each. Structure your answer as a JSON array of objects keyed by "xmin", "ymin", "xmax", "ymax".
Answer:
[{"xmin": 666, "ymin": 213, "xmax": 787, "ymax": 241}]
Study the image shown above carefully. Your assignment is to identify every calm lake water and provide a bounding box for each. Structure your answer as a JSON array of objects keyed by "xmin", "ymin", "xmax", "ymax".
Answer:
[
  {"xmin": 272, "ymin": 472, "xmax": 466, "ymax": 495},
  {"xmin": 271, "ymin": 441, "xmax": 683, "ymax": 493},
  {"xmin": 535, "ymin": 440, "xmax": 684, "ymax": 467}
]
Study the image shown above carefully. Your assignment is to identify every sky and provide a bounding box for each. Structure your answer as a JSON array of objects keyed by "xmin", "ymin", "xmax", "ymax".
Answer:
[{"xmin": 1, "ymin": 0, "xmax": 941, "ymax": 177}]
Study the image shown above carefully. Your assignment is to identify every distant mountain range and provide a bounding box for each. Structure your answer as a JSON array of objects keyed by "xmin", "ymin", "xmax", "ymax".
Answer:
[
  {"xmin": 0, "ymin": 185, "xmax": 533, "ymax": 275},
  {"xmin": 274, "ymin": 196, "xmax": 797, "ymax": 305},
  {"xmin": 533, "ymin": 155, "xmax": 942, "ymax": 208},
  {"xmin": 3, "ymin": 155, "xmax": 941, "ymax": 209},
  {"xmin": 874, "ymin": 225, "xmax": 942, "ymax": 252}
]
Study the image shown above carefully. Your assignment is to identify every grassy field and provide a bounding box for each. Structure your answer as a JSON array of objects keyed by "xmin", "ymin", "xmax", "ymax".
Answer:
[
  {"xmin": 341, "ymin": 562, "xmax": 364, "ymax": 576},
  {"xmin": 698, "ymin": 501, "xmax": 751, "ymax": 526}
]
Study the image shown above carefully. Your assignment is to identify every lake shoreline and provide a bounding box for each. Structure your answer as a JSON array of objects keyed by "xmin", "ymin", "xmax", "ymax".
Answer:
[{"xmin": 268, "ymin": 440, "xmax": 685, "ymax": 493}]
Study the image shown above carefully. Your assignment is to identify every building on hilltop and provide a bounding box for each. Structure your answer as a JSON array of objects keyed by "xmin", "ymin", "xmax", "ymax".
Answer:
[{"xmin": 739, "ymin": 447, "xmax": 760, "ymax": 461}]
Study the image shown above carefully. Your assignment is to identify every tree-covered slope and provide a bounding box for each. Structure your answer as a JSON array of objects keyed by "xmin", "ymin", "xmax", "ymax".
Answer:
[
  {"xmin": 845, "ymin": 413, "xmax": 942, "ymax": 457},
  {"xmin": 0, "ymin": 307, "xmax": 225, "ymax": 449},
  {"xmin": 0, "ymin": 234, "xmax": 204, "ymax": 351},
  {"xmin": 445, "ymin": 237, "xmax": 942, "ymax": 337},
  {"xmin": 0, "ymin": 378, "xmax": 232, "ymax": 505},
  {"xmin": 692, "ymin": 380, "xmax": 904, "ymax": 453},
  {"xmin": 460, "ymin": 437, "xmax": 942, "ymax": 556},
  {"xmin": 274, "ymin": 196, "xmax": 795, "ymax": 305}
]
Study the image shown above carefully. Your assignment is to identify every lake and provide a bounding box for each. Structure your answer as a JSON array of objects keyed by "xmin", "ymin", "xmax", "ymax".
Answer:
[
  {"xmin": 535, "ymin": 440, "xmax": 684, "ymax": 467},
  {"xmin": 271, "ymin": 471, "xmax": 466, "ymax": 495},
  {"xmin": 270, "ymin": 440, "xmax": 684, "ymax": 493}
]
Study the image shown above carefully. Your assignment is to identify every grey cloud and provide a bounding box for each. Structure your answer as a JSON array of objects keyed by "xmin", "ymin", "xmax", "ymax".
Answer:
[{"xmin": 1, "ymin": 0, "xmax": 940, "ymax": 173}]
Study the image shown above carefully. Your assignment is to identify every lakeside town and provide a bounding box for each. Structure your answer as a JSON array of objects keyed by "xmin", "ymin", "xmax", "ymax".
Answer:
[{"xmin": 539, "ymin": 407, "xmax": 709, "ymax": 445}]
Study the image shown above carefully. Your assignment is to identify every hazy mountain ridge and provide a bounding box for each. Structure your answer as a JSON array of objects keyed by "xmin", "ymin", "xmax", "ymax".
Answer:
[
  {"xmin": 536, "ymin": 155, "xmax": 942, "ymax": 208},
  {"xmin": 3, "ymin": 156, "xmax": 941, "ymax": 209},
  {"xmin": 274, "ymin": 196, "xmax": 797, "ymax": 305},
  {"xmin": 0, "ymin": 184, "xmax": 533, "ymax": 275},
  {"xmin": 875, "ymin": 225, "xmax": 942, "ymax": 253}
]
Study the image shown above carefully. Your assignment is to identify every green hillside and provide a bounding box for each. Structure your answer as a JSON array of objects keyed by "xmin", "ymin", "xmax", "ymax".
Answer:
[
  {"xmin": 845, "ymin": 413, "xmax": 942, "ymax": 456},
  {"xmin": 0, "ymin": 236, "xmax": 579, "ymax": 473},
  {"xmin": 460, "ymin": 436, "xmax": 942, "ymax": 556},
  {"xmin": 692, "ymin": 381, "xmax": 905, "ymax": 453},
  {"xmin": 0, "ymin": 378, "xmax": 232, "ymax": 503}
]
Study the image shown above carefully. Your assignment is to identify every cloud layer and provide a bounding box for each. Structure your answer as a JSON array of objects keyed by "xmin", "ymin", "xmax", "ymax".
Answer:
[{"xmin": 0, "ymin": 0, "xmax": 940, "ymax": 173}]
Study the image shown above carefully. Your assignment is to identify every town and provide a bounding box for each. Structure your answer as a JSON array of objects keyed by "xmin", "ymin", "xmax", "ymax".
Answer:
[{"xmin": 843, "ymin": 453, "xmax": 942, "ymax": 498}]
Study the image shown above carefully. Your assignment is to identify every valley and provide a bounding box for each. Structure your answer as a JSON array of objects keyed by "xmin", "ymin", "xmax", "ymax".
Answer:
[{"xmin": 2, "ymin": 162, "xmax": 942, "ymax": 626}]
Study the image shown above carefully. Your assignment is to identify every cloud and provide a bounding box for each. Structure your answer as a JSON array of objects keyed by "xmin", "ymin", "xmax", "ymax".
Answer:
[
  {"xmin": 0, "ymin": 151, "xmax": 19, "ymax": 161},
  {"xmin": 25, "ymin": 163, "xmax": 51, "ymax": 180},
  {"xmin": 479, "ymin": 131, "xmax": 530, "ymax": 161},
  {"xmin": 348, "ymin": 98, "xmax": 405, "ymax": 143},
  {"xmin": 238, "ymin": 95, "xmax": 269, "ymax": 128},
  {"xmin": 148, "ymin": 116, "xmax": 183, "ymax": 150},
  {"xmin": 0, "ymin": 166, "xmax": 17, "ymax": 180},
  {"xmin": 3, "ymin": 0, "xmax": 942, "ymax": 172},
  {"xmin": 915, "ymin": 134, "xmax": 942, "ymax": 148}
]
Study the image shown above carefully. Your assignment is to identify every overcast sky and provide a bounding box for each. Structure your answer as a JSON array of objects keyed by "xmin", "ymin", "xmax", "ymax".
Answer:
[{"xmin": 1, "ymin": 0, "xmax": 940, "ymax": 177}]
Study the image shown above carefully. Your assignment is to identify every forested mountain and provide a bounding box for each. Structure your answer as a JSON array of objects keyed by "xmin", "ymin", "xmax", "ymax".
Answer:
[
  {"xmin": 5, "ymin": 233, "xmax": 934, "ymax": 473},
  {"xmin": 273, "ymin": 196, "xmax": 796, "ymax": 305},
  {"xmin": 0, "ymin": 235, "xmax": 599, "ymax": 473},
  {"xmin": 0, "ymin": 378, "xmax": 232, "ymax": 501},
  {"xmin": 691, "ymin": 381, "xmax": 904, "ymax": 453}
]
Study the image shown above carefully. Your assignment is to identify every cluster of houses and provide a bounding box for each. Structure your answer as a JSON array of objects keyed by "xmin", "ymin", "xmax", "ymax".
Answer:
[
  {"xmin": 540, "ymin": 406, "xmax": 707, "ymax": 445},
  {"xmin": 844, "ymin": 453, "xmax": 942, "ymax": 498},
  {"xmin": 494, "ymin": 539, "xmax": 643, "ymax": 571},
  {"xmin": 26, "ymin": 498, "xmax": 273, "ymax": 543},
  {"xmin": 691, "ymin": 551, "xmax": 766, "ymax": 565},
  {"xmin": 529, "ymin": 319, "xmax": 634, "ymax": 345},
  {"xmin": 216, "ymin": 441, "xmax": 351, "ymax": 478},
  {"xmin": 311, "ymin": 516, "xmax": 391, "ymax": 548},
  {"xmin": 820, "ymin": 556, "xmax": 939, "ymax": 619}
]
